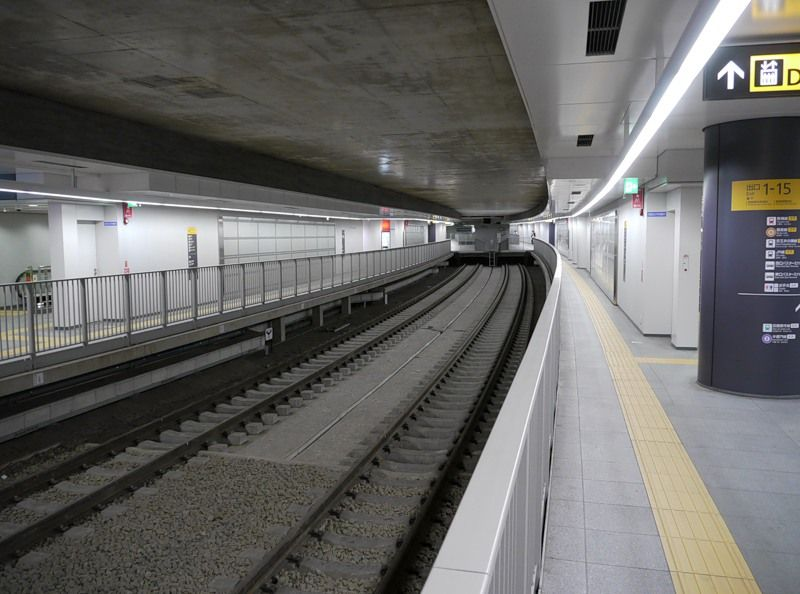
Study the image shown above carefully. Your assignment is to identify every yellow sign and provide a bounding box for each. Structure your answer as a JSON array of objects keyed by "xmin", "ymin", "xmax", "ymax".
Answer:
[
  {"xmin": 752, "ymin": 0, "xmax": 800, "ymax": 19},
  {"xmin": 187, "ymin": 226, "xmax": 197, "ymax": 234},
  {"xmin": 732, "ymin": 179, "xmax": 800, "ymax": 211},
  {"xmin": 750, "ymin": 53, "xmax": 800, "ymax": 92}
]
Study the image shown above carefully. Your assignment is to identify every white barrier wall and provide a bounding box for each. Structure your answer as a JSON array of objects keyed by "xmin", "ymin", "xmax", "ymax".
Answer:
[
  {"xmin": 363, "ymin": 220, "xmax": 381, "ymax": 252},
  {"xmin": 569, "ymin": 216, "xmax": 591, "ymax": 269},
  {"xmin": 119, "ymin": 206, "xmax": 219, "ymax": 273},
  {"xmin": 221, "ymin": 216, "xmax": 336, "ymax": 263},
  {"xmin": 335, "ymin": 219, "xmax": 365, "ymax": 254},
  {"xmin": 0, "ymin": 212, "xmax": 49, "ymax": 285},
  {"xmin": 616, "ymin": 195, "xmax": 675, "ymax": 335}
]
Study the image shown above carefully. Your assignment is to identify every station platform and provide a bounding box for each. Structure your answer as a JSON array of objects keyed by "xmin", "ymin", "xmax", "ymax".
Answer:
[{"xmin": 542, "ymin": 264, "xmax": 800, "ymax": 594}]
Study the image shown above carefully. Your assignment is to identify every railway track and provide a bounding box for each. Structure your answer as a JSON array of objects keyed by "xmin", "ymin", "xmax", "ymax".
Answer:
[
  {"xmin": 394, "ymin": 264, "xmax": 536, "ymax": 593},
  {"xmin": 0, "ymin": 265, "xmax": 477, "ymax": 565},
  {"xmin": 0, "ymin": 264, "xmax": 535, "ymax": 594},
  {"xmin": 233, "ymin": 264, "xmax": 528, "ymax": 593}
]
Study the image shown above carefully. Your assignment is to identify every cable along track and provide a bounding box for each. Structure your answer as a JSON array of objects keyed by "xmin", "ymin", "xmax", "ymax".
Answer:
[
  {"xmin": 236, "ymin": 264, "xmax": 528, "ymax": 594},
  {"xmin": 0, "ymin": 265, "xmax": 479, "ymax": 565}
]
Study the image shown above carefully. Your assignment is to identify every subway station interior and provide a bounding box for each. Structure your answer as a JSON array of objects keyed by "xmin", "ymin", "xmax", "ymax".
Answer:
[{"xmin": 0, "ymin": 1, "xmax": 798, "ymax": 593}]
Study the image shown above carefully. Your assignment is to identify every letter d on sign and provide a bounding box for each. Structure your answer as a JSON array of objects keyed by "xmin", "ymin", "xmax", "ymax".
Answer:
[{"xmin": 789, "ymin": 69, "xmax": 800, "ymax": 85}]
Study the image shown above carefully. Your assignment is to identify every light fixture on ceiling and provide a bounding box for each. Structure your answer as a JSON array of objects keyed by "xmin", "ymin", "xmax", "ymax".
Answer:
[
  {"xmin": 0, "ymin": 185, "xmax": 451, "ymax": 224},
  {"xmin": 575, "ymin": 0, "xmax": 751, "ymax": 217}
]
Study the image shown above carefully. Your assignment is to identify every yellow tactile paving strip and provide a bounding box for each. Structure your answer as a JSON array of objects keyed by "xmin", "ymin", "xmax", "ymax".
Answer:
[
  {"xmin": 567, "ymin": 265, "xmax": 761, "ymax": 594},
  {"xmin": 635, "ymin": 356, "xmax": 698, "ymax": 366}
]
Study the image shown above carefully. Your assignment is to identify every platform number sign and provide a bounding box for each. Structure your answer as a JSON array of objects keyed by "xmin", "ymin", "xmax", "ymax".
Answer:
[{"xmin": 704, "ymin": 43, "xmax": 800, "ymax": 100}]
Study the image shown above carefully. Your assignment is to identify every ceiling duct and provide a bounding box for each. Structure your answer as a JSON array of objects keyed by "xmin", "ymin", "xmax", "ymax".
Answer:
[
  {"xmin": 576, "ymin": 134, "xmax": 594, "ymax": 147},
  {"xmin": 586, "ymin": 0, "xmax": 627, "ymax": 56}
]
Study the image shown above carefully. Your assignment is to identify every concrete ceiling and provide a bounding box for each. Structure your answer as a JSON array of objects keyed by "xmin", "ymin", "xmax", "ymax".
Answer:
[{"xmin": 0, "ymin": 0, "xmax": 547, "ymax": 218}]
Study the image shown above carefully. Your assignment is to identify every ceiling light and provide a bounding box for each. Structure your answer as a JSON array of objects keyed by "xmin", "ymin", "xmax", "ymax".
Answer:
[
  {"xmin": 575, "ymin": 0, "xmax": 751, "ymax": 216},
  {"xmin": 0, "ymin": 185, "xmax": 452, "ymax": 224}
]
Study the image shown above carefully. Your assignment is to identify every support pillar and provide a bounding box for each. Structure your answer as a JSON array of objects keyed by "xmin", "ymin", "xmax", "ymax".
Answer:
[
  {"xmin": 698, "ymin": 117, "xmax": 800, "ymax": 397},
  {"xmin": 343, "ymin": 296, "xmax": 352, "ymax": 316},
  {"xmin": 272, "ymin": 317, "xmax": 287, "ymax": 344},
  {"xmin": 312, "ymin": 305, "xmax": 324, "ymax": 327}
]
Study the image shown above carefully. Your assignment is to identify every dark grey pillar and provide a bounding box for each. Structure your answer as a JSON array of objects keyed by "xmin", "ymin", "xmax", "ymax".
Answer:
[{"xmin": 699, "ymin": 117, "xmax": 800, "ymax": 397}]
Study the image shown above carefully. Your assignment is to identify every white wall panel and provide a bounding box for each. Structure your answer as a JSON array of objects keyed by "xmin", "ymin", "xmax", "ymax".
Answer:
[
  {"xmin": 118, "ymin": 206, "xmax": 219, "ymax": 273},
  {"xmin": 221, "ymin": 216, "xmax": 336, "ymax": 264},
  {"xmin": 0, "ymin": 212, "xmax": 49, "ymax": 285}
]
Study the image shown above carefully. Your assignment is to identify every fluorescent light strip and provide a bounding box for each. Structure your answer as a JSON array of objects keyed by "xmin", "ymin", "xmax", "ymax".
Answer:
[
  {"xmin": 0, "ymin": 186, "xmax": 452, "ymax": 224},
  {"xmin": 574, "ymin": 0, "xmax": 751, "ymax": 217}
]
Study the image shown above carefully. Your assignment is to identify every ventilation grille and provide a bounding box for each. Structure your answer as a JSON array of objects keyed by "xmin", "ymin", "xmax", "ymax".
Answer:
[
  {"xmin": 586, "ymin": 0, "xmax": 627, "ymax": 56},
  {"xmin": 577, "ymin": 134, "xmax": 594, "ymax": 147}
]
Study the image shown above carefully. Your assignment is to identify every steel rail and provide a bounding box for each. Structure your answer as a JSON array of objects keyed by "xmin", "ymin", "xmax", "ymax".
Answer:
[
  {"xmin": 0, "ymin": 266, "xmax": 478, "ymax": 564},
  {"xmin": 0, "ymin": 266, "xmax": 467, "ymax": 510},
  {"xmin": 377, "ymin": 265, "xmax": 535, "ymax": 593},
  {"xmin": 233, "ymin": 265, "xmax": 515, "ymax": 594}
]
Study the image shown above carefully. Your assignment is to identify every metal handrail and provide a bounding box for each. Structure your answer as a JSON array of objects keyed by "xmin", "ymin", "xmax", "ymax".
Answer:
[
  {"xmin": 0, "ymin": 241, "xmax": 451, "ymax": 367},
  {"xmin": 423, "ymin": 239, "xmax": 562, "ymax": 594}
]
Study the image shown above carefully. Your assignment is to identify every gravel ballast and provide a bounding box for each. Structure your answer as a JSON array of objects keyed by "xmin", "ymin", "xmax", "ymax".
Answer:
[{"xmin": 0, "ymin": 456, "xmax": 338, "ymax": 593}]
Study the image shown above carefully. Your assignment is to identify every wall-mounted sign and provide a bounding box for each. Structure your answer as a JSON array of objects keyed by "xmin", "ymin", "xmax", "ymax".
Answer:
[
  {"xmin": 187, "ymin": 226, "xmax": 198, "ymax": 268},
  {"xmin": 103, "ymin": 221, "xmax": 118, "ymax": 227},
  {"xmin": 632, "ymin": 188, "xmax": 644, "ymax": 209},
  {"xmin": 731, "ymin": 179, "xmax": 800, "ymax": 211},
  {"xmin": 647, "ymin": 211, "xmax": 667, "ymax": 218},
  {"xmin": 704, "ymin": 43, "xmax": 800, "ymax": 100},
  {"xmin": 623, "ymin": 177, "xmax": 639, "ymax": 195}
]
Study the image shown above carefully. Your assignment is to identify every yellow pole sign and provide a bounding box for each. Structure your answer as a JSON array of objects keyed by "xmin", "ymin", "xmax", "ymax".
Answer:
[
  {"xmin": 752, "ymin": 0, "xmax": 800, "ymax": 19},
  {"xmin": 731, "ymin": 179, "xmax": 800, "ymax": 211}
]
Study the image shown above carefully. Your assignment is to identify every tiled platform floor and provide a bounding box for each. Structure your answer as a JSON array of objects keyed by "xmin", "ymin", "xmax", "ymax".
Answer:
[{"xmin": 541, "ymin": 267, "xmax": 800, "ymax": 594}]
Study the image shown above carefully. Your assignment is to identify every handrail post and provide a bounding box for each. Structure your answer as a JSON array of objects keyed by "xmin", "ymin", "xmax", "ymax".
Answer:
[
  {"xmin": 260, "ymin": 261, "xmax": 266, "ymax": 305},
  {"xmin": 191, "ymin": 269, "xmax": 198, "ymax": 321},
  {"xmin": 278, "ymin": 261, "xmax": 283, "ymax": 300},
  {"xmin": 294, "ymin": 259, "xmax": 298, "ymax": 296},
  {"xmin": 218, "ymin": 267, "xmax": 225, "ymax": 313},
  {"xmin": 240, "ymin": 263, "xmax": 246, "ymax": 309},
  {"xmin": 124, "ymin": 274, "xmax": 133, "ymax": 340},
  {"xmin": 160, "ymin": 271, "xmax": 168, "ymax": 328},
  {"xmin": 25, "ymin": 283, "xmax": 36, "ymax": 360},
  {"xmin": 80, "ymin": 278, "xmax": 89, "ymax": 345}
]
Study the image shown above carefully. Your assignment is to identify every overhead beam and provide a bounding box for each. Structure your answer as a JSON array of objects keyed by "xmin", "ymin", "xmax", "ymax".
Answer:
[{"xmin": 0, "ymin": 88, "xmax": 460, "ymax": 219}]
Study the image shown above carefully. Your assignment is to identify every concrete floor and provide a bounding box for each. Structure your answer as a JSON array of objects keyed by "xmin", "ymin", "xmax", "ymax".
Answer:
[{"xmin": 542, "ymin": 267, "xmax": 800, "ymax": 594}]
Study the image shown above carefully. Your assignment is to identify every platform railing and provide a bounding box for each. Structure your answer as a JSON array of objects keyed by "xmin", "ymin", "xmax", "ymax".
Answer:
[
  {"xmin": 423, "ymin": 239, "xmax": 561, "ymax": 594},
  {"xmin": 0, "ymin": 241, "xmax": 450, "ymax": 366}
]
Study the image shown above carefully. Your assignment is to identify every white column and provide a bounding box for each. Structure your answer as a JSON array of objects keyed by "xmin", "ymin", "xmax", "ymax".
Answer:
[
  {"xmin": 48, "ymin": 202, "xmax": 79, "ymax": 280},
  {"xmin": 669, "ymin": 187, "xmax": 701, "ymax": 349}
]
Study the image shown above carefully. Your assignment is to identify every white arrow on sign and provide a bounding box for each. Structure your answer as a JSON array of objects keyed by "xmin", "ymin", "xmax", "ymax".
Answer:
[{"xmin": 717, "ymin": 60, "xmax": 745, "ymax": 90}]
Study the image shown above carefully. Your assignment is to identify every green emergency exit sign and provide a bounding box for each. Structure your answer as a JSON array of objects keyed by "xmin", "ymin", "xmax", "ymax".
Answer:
[{"xmin": 623, "ymin": 178, "xmax": 639, "ymax": 194}]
